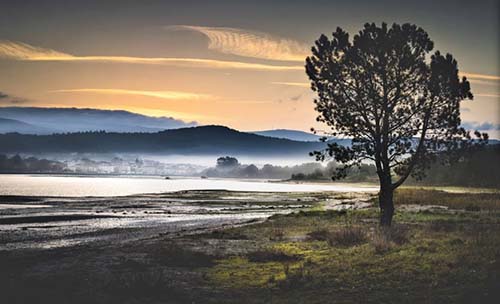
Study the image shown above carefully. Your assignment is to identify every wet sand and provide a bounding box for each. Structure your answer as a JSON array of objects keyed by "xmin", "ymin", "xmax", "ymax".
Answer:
[{"xmin": 0, "ymin": 190, "xmax": 328, "ymax": 251}]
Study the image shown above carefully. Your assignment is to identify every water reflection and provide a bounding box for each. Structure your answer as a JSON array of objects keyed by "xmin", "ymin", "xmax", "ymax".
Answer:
[{"xmin": 0, "ymin": 174, "xmax": 378, "ymax": 197}]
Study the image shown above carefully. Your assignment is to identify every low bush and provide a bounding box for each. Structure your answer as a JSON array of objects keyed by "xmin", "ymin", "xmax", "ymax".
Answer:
[
  {"xmin": 277, "ymin": 263, "xmax": 313, "ymax": 290},
  {"xmin": 269, "ymin": 225, "xmax": 285, "ymax": 241},
  {"xmin": 308, "ymin": 226, "xmax": 367, "ymax": 247},
  {"xmin": 371, "ymin": 225, "xmax": 410, "ymax": 253},
  {"xmin": 306, "ymin": 228, "xmax": 330, "ymax": 241}
]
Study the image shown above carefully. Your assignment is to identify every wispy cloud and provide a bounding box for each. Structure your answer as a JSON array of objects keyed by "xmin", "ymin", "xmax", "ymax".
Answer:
[
  {"xmin": 50, "ymin": 88, "xmax": 214, "ymax": 100},
  {"xmin": 271, "ymin": 82, "xmax": 309, "ymax": 87},
  {"xmin": 215, "ymin": 100, "xmax": 274, "ymax": 105},
  {"xmin": 461, "ymin": 73, "xmax": 500, "ymax": 81},
  {"xmin": 290, "ymin": 94, "xmax": 303, "ymax": 101},
  {"xmin": 0, "ymin": 40, "xmax": 302, "ymax": 71},
  {"xmin": 460, "ymin": 72, "xmax": 500, "ymax": 89},
  {"xmin": 0, "ymin": 91, "xmax": 28, "ymax": 105},
  {"xmin": 0, "ymin": 41, "xmax": 71, "ymax": 60},
  {"xmin": 468, "ymin": 79, "xmax": 499, "ymax": 86},
  {"xmin": 167, "ymin": 25, "xmax": 309, "ymax": 62},
  {"xmin": 474, "ymin": 93, "xmax": 500, "ymax": 98},
  {"xmin": 462, "ymin": 121, "xmax": 500, "ymax": 131},
  {"xmin": 2, "ymin": 40, "xmax": 498, "ymax": 83},
  {"xmin": 270, "ymin": 76, "xmax": 499, "ymax": 90},
  {"xmin": 50, "ymin": 89, "xmax": 278, "ymax": 105}
]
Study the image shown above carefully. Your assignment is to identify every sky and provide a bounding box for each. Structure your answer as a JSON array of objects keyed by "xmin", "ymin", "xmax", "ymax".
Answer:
[{"xmin": 0, "ymin": 0, "xmax": 498, "ymax": 136}]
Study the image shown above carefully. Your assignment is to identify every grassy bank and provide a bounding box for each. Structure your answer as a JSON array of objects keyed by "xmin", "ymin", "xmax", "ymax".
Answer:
[{"xmin": 201, "ymin": 190, "xmax": 500, "ymax": 303}]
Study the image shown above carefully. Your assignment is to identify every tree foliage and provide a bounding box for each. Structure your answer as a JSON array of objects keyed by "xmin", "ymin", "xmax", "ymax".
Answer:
[
  {"xmin": 306, "ymin": 23, "xmax": 487, "ymax": 225},
  {"xmin": 0, "ymin": 154, "xmax": 66, "ymax": 173},
  {"xmin": 216, "ymin": 156, "xmax": 240, "ymax": 169},
  {"xmin": 307, "ymin": 23, "xmax": 487, "ymax": 183}
]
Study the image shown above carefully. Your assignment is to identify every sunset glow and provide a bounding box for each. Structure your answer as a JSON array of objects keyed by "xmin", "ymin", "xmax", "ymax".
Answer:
[{"xmin": 0, "ymin": 0, "xmax": 498, "ymax": 136}]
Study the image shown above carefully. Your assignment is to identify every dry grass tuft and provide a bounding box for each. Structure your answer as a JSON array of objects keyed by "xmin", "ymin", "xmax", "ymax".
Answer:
[
  {"xmin": 308, "ymin": 226, "xmax": 368, "ymax": 247},
  {"xmin": 269, "ymin": 225, "xmax": 286, "ymax": 241},
  {"xmin": 371, "ymin": 225, "xmax": 410, "ymax": 253}
]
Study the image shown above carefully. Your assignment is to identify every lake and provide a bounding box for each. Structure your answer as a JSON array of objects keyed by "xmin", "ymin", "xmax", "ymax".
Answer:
[{"xmin": 0, "ymin": 174, "xmax": 378, "ymax": 197}]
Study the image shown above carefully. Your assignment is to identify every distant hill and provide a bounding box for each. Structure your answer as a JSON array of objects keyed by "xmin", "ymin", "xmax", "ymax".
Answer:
[
  {"xmin": 0, "ymin": 117, "xmax": 55, "ymax": 134},
  {"xmin": 0, "ymin": 107, "xmax": 196, "ymax": 134},
  {"xmin": 0, "ymin": 125, "xmax": 327, "ymax": 156},
  {"xmin": 252, "ymin": 129, "xmax": 353, "ymax": 147},
  {"xmin": 252, "ymin": 129, "xmax": 322, "ymax": 142}
]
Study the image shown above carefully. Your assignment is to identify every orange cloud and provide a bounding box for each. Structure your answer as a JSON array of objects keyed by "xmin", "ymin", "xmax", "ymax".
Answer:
[
  {"xmin": 50, "ymin": 88, "xmax": 214, "ymax": 100},
  {"xmin": 0, "ymin": 40, "xmax": 302, "ymax": 71},
  {"xmin": 168, "ymin": 25, "xmax": 309, "ymax": 61},
  {"xmin": 461, "ymin": 72, "xmax": 500, "ymax": 81},
  {"xmin": 271, "ymin": 82, "xmax": 309, "ymax": 87},
  {"xmin": 475, "ymin": 93, "xmax": 500, "ymax": 98}
]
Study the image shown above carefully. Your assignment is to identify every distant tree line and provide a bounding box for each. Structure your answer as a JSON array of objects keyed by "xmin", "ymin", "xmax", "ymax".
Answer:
[
  {"xmin": 407, "ymin": 144, "xmax": 500, "ymax": 188},
  {"xmin": 291, "ymin": 164, "xmax": 378, "ymax": 182},
  {"xmin": 205, "ymin": 145, "xmax": 500, "ymax": 188},
  {"xmin": 0, "ymin": 126, "xmax": 326, "ymax": 155},
  {"xmin": 0, "ymin": 154, "xmax": 67, "ymax": 173},
  {"xmin": 202, "ymin": 156, "xmax": 378, "ymax": 181},
  {"xmin": 289, "ymin": 145, "xmax": 500, "ymax": 187}
]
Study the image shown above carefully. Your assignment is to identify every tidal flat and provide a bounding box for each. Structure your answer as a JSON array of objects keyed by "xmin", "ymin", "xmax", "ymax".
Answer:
[{"xmin": 0, "ymin": 188, "xmax": 499, "ymax": 303}]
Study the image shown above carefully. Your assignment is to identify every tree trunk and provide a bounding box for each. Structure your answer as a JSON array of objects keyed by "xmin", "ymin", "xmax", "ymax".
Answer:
[{"xmin": 379, "ymin": 185, "xmax": 394, "ymax": 226}]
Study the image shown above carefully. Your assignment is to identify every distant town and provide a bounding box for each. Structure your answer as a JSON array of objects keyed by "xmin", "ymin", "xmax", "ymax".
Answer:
[
  {"xmin": 65, "ymin": 157, "xmax": 205, "ymax": 176},
  {"xmin": 0, "ymin": 154, "xmax": 205, "ymax": 176}
]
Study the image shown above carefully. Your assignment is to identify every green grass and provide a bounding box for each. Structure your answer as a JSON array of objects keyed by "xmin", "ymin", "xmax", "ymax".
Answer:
[
  {"xmin": 395, "ymin": 188, "xmax": 500, "ymax": 211},
  {"xmin": 199, "ymin": 190, "xmax": 500, "ymax": 303}
]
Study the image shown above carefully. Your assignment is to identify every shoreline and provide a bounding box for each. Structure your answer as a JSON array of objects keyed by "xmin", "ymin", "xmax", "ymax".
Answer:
[{"xmin": 0, "ymin": 190, "xmax": 329, "ymax": 251}]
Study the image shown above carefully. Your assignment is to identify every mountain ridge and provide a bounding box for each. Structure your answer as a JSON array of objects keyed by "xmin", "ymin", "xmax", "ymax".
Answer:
[
  {"xmin": 0, "ymin": 107, "xmax": 196, "ymax": 134},
  {"xmin": 0, "ymin": 125, "xmax": 328, "ymax": 156},
  {"xmin": 0, "ymin": 117, "xmax": 56, "ymax": 134},
  {"xmin": 252, "ymin": 129, "xmax": 322, "ymax": 142}
]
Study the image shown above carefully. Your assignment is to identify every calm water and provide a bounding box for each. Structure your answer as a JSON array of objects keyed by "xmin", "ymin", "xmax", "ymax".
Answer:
[{"xmin": 0, "ymin": 174, "xmax": 378, "ymax": 197}]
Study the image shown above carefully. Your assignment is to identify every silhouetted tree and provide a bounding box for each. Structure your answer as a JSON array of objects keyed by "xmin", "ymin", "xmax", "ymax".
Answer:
[
  {"xmin": 216, "ymin": 156, "xmax": 239, "ymax": 169},
  {"xmin": 306, "ymin": 23, "xmax": 487, "ymax": 226},
  {"xmin": 241, "ymin": 164, "xmax": 259, "ymax": 178},
  {"xmin": 0, "ymin": 154, "xmax": 66, "ymax": 173}
]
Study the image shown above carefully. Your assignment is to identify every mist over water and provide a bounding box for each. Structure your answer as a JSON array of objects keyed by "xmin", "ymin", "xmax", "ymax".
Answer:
[
  {"xmin": 145, "ymin": 154, "xmax": 315, "ymax": 167},
  {"xmin": 0, "ymin": 174, "xmax": 378, "ymax": 197}
]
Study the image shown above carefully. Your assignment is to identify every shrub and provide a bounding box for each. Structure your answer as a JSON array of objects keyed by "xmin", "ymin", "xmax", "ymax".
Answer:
[
  {"xmin": 306, "ymin": 228, "xmax": 330, "ymax": 241},
  {"xmin": 386, "ymin": 226, "xmax": 410, "ymax": 245},
  {"xmin": 277, "ymin": 261, "xmax": 315, "ymax": 290},
  {"xmin": 309, "ymin": 226, "xmax": 367, "ymax": 247},
  {"xmin": 372, "ymin": 232, "xmax": 393, "ymax": 254},
  {"xmin": 269, "ymin": 225, "xmax": 285, "ymax": 241},
  {"xmin": 371, "ymin": 226, "xmax": 410, "ymax": 253}
]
